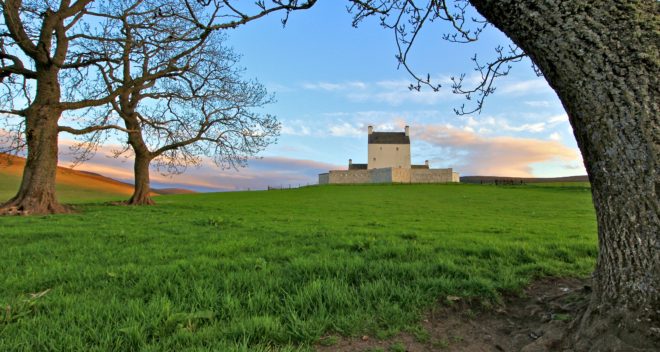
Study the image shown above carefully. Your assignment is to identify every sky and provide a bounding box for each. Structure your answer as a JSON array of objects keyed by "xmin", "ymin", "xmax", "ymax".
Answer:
[{"xmin": 55, "ymin": 1, "xmax": 586, "ymax": 192}]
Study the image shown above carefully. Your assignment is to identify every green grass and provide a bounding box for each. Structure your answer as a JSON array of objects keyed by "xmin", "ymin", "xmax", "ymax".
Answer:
[{"xmin": 0, "ymin": 183, "xmax": 597, "ymax": 351}]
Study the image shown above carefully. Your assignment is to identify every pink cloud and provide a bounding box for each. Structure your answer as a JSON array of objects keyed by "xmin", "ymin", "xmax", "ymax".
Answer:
[
  {"xmin": 55, "ymin": 139, "xmax": 341, "ymax": 191},
  {"xmin": 415, "ymin": 124, "xmax": 580, "ymax": 177}
]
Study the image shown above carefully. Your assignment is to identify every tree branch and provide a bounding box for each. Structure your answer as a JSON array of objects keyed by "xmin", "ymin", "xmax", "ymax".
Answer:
[{"xmin": 58, "ymin": 123, "xmax": 135, "ymax": 135}]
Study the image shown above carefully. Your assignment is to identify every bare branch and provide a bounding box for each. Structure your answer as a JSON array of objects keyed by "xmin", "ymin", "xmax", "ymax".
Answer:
[
  {"xmin": 349, "ymin": 0, "xmax": 525, "ymax": 114},
  {"xmin": 58, "ymin": 123, "xmax": 135, "ymax": 135}
]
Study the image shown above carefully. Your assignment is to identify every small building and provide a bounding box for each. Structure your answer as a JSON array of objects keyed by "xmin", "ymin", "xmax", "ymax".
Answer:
[{"xmin": 319, "ymin": 125, "xmax": 459, "ymax": 184}]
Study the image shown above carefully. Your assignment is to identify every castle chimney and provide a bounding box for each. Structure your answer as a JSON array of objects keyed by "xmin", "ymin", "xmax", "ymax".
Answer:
[
  {"xmin": 368, "ymin": 125, "xmax": 373, "ymax": 135},
  {"xmin": 425, "ymin": 160, "xmax": 429, "ymax": 167},
  {"xmin": 405, "ymin": 125, "xmax": 410, "ymax": 136},
  {"xmin": 349, "ymin": 158, "xmax": 352, "ymax": 166}
]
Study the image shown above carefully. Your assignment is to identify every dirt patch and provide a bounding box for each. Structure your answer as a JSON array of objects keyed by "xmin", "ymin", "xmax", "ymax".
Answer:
[{"xmin": 317, "ymin": 277, "xmax": 591, "ymax": 352}]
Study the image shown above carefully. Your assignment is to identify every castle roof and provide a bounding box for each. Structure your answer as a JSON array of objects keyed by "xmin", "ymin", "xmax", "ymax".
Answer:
[{"xmin": 368, "ymin": 132, "xmax": 410, "ymax": 144}]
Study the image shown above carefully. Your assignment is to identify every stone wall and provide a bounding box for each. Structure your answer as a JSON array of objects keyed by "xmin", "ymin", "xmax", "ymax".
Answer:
[
  {"xmin": 410, "ymin": 168, "xmax": 456, "ymax": 183},
  {"xmin": 370, "ymin": 168, "xmax": 392, "ymax": 183},
  {"xmin": 327, "ymin": 170, "xmax": 371, "ymax": 184},
  {"xmin": 318, "ymin": 168, "xmax": 460, "ymax": 184},
  {"xmin": 391, "ymin": 167, "xmax": 411, "ymax": 183}
]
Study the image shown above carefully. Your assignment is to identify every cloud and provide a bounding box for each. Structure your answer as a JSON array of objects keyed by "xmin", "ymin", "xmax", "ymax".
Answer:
[
  {"xmin": 302, "ymin": 81, "xmax": 367, "ymax": 91},
  {"xmin": 524, "ymin": 100, "xmax": 552, "ymax": 108},
  {"xmin": 549, "ymin": 132, "xmax": 561, "ymax": 141},
  {"xmin": 326, "ymin": 120, "xmax": 408, "ymax": 138},
  {"xmin": 455, "ymin": 116, "xmax": 547, "ymax": 134},
  {"xmin": 280, "ymin": 120, "xmax": 311, "ymax": 136},
  {"xmin": 347, "ymin": 89, "xmax": 453, "ymax": 106},
  {"xmin": 548, "ymin": 114, "xmax": 568, "ymax": 124},
  {"xmin": 502, "ymin": 122, "xmax": 547, "ymax": 133},
  {"xmin": 500, "ymin": 79, "xmax": 553, "ymax": 95},
  {"xmin": 329, "ymin": 122, "xmax": 363, "ymax": 137},
  {"xmin": 414, "ymin": 124, "xmax": 580, "ymax": 177},
  {"xmin": 53, "ymin": 138, "xmax": 342, "ymax": 192},
  {"xmin": 301, "ymin": 78, "xmax": 456, "ymax": 106}
]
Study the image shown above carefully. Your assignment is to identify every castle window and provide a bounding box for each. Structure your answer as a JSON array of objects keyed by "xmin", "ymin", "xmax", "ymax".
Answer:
[
  {"xmin": 396, "ymin": 147, "xmax": 399, "ymax": 151},
  {"xmin": 373, "ymin": 157, "xmax": 376, "ymax": 161}
]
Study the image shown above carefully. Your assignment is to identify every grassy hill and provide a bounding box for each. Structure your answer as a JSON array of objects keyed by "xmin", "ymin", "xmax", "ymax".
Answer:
[
  {"xmin": 0, "ymin": 183, "xmax": 597, "ymax": 351},
  {"xmin": 0, "ymin": 154, "xmax": 194, "ymax": 203}
]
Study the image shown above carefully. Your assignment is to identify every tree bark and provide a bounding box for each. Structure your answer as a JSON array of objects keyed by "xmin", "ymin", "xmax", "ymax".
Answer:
[
  {"xmin": 469, "ymin": 0, "xmax": 659, "ymax": 349},
  {"xmin": 127, "ymin": 150, "xmax": 155, "ymax": 205},
  {"xmin": 0, "ymin": 107, "xmax": 69, "ymax": 215},
  {"xmin": 0, "ymin": 66, "xmax": 68, "ymax": 215},
  {"xmin": 123, "ymin": 111, "xmax": 155, "ymax": 206}
]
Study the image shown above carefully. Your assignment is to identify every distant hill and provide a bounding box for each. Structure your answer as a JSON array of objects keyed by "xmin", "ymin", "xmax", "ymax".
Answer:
[
  {"xmin": 0, "ymin": 154, "xmax": 195, "ymax": 202},
  {"xmin": 460, "ymin": 175, "xmax": 589, "ymax": 184}
]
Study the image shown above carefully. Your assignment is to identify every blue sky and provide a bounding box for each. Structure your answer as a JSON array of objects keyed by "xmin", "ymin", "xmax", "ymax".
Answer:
[{"xmin": 57, "ymin": 1, "xmax": 585, "ymax": 192}]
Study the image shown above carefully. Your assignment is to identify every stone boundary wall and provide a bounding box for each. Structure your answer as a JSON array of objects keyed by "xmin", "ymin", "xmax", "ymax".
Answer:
[
  {"xmin": 410, "ymin": 168, "xmax": 454, "ymax": 183},
  {"xmin": 370, "ymin": 168, "xmax": 393, "ymax": 183},
  {"xmin": 327, "ymin": 170, "xmax": 371, "ymax": 184},
  {"xmin": 318, "ymin": 168, "xmax": 460, "ymax": 184},
  {"xmin": 391, "ymin": 168, "xmax": 411, "ymax": 182}
]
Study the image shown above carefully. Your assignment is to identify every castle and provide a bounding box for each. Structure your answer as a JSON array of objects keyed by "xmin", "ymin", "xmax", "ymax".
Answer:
[{"xmin": 318, "ymin": 125, "xmax": 459, "ymax": 184}]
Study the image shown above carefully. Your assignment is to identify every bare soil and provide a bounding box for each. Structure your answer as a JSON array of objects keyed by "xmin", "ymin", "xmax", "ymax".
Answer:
[{"xmin": 317, "ymin": 278, "xmax": 593, "ymax": 352}]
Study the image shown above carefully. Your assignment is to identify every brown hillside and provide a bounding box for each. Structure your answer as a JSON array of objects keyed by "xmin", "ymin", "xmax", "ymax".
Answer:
[
  {"xmin": 1, "ymin": 154, "xmax": 196, "ymax": 196},
  {"xmin": 1, "ymin": 153, "xmax": 136, "ymax": 196}
]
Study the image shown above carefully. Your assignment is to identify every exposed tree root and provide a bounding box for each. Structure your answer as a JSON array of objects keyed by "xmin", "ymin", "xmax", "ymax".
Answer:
[
  {"xmin": 125, "ymin": 194, "xmax": 156, "ymax": 206},
  {"xmin": 566, "ymin": 302, "xmax": 660, "ymax": 352},
  {"xmin": 0, "ymin": 195, "xmax": 71, "ymax": 216}
]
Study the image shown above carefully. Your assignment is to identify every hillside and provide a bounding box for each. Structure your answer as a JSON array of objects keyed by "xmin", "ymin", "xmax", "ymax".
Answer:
[{"xmin": 0, "ymin": 154, "xmax": 194, "ymax": 202}]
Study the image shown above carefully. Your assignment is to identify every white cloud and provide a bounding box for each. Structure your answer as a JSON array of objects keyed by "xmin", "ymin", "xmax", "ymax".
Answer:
[
  {"xmin": 503, "ymin": 122, "xmax": 547, "ymax": 133},
  {"xmin": 548, "ymin": 114, "xmax": 568, "ymax": 124},
  {"xmin": 329, "ymin": 122, "xmax": 363, "ymax": 137},
  {"xmin": 347, "ymin": 89, "xmax": 453, "ymax": 106},
  {"xmin": 302, "ymin": 78, "xmax": 456, "ymax": 106},
  {"xmin": 302, "ymin": 81, "xmax": 367, "ymax": 91},
  {"xmin": 280, "ymin": 120, "xmax": 312, "ymax": 136},
  {"xmin": 524, "ymin": 100, "xmax": 552, "ymax": 108},
  {"xmin": 500, "ymin": 79, "xmax": 553, "ymax": 95},
  {"xmin": 549, "ymin": 132, "xmax": 561, "ymax": 141}
]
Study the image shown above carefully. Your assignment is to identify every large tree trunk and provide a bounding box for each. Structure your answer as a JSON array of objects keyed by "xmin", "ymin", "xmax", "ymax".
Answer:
[
  {"xmin": 122, "ymin": 110, "xmax": 155, "ymax": 206},
  {"xmin": 0, "ymin": 69, "xmax": 68, "ymax": 215},
  {"xmin": 0, "ymin": 107, "xmax": 68, "ymax": 215},
  {"xmin": 469, "ymin": 1, "xmax": 659, "ymax": 349},
  {"xmin": 127, "ymin": 150, "xmax": 155, "ymax": 205}
]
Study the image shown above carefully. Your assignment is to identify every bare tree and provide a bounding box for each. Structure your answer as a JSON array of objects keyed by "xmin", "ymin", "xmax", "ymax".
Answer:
[
  {"xmin": 80, "ymin": 0, "xmax": 279, "ymax": 205},
  {"xmin": 0, "ymin": 0, "xmax": 316, "ymax": 215},
  {"xmin": 350, "ymin": 0, "xmax": 659, "ymax": 349},
  {"xmin": 0, "ymin": 0, "xmax": 125, "ymax": 215}
]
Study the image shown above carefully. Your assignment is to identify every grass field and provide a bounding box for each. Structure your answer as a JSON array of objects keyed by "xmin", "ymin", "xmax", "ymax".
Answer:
[{"xmin": 0, "ymin": 183, "xmax": 597, "ymax": 351}]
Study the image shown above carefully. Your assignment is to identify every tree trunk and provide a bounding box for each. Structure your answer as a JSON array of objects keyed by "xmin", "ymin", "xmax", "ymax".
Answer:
[
  {"xmin": 127, "ymin": 151, "xmax": 155, "ymax": 205},
  {"xmin": 122, "ymin": 108, "xmax": 155, "ymax": 206},
  {"xmin": 0, "ymin": 61, "xmax": 68, "ymax": 215},
  {"xmin": 469, "ymin": 0, "xmax": 659, "ymax": 349},
  {"xmin": 0, "ymin": 105, "xmax": 69, "ymax": 215}
]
